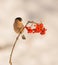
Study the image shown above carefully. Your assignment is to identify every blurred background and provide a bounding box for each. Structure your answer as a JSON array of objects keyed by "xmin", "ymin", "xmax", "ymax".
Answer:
[{"xmin": 0, "ymin": 0, "xmax": 58, "ymax": 65}]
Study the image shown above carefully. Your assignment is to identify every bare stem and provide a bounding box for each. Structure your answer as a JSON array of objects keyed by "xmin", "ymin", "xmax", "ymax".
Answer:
[
  {"xmin": 9, "ymin": 33, "xmax": 20, "ymax": 65},
  {"xmin": 9, "ymin": 21, "xmax": 37, "ymax": 65},
  {"xmin": 28, "ymin": 21, "xmax": 38, "ymax": 24}
]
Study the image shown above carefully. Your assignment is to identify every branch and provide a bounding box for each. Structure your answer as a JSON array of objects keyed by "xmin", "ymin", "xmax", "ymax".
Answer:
[
  {"xmin": 9, "ymin": 21, "xmax": 37, "ymax": 65},
  {"xmin": 27, "ymin": 21, "xmax": 38, "ymax": 24}
]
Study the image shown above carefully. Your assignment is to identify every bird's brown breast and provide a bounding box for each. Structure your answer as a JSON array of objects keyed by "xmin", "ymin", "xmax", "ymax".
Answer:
[{"xmin": 13, "ymin": 21, "xmax": 24, "ymax": 34}]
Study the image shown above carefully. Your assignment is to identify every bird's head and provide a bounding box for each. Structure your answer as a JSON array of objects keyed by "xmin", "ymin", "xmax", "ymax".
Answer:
[{"xmin": 15, "ymin": 17, "xmax": 22, "ymax": 23}]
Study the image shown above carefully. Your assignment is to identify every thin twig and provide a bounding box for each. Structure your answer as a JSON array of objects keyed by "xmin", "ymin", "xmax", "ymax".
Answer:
[
  {"xmin": 28, "ymin": 21, "xmax": 38, "ymax": 24},
  {"xmin": 9, "ymin": 33, "xmax": 20, "ymax": 65},
  {"xmin": 9, "ymin": 21, "xmax": 37, "ymax": 65}
]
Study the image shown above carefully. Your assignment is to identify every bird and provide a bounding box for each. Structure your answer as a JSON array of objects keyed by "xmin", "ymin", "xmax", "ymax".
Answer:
[{"xmin": 13, "ymin": 17, "xmax": 26, "ymax": 39}]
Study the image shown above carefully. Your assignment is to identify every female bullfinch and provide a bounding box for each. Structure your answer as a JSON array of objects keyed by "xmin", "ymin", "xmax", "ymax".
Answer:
[{"xmin": 13, "ymin": 17, "xmax": 26, "ymax": 39}]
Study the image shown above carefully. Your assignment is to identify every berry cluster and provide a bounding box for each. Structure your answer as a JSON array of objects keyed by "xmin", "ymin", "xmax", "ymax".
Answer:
[{"xmin": 25, "ymin": 23, "xmax": 47, "ymax": 35}]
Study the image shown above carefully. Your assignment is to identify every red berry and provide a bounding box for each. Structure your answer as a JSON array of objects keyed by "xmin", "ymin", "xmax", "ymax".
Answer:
[
  {"xmin": 40, "ymin": 28, "xmax": 47, "ymax": 35},
  {"xmin": 25, "ymin": 26, "xmax": 33, "ymax": 33},
  {"xmin": 39, "ymin": 23, "xmax": 43, "ymax": 28}
]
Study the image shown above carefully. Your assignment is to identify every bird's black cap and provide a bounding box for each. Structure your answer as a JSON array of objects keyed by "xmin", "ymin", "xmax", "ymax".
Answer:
[{"xmin": 15, "ymin": 17, "xmax": 22, "ymax": 21}]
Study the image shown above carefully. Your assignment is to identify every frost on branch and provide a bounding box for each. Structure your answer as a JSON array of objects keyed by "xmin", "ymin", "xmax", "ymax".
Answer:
[{"xmin": 25, "ymin": 22, "xmax": 47, "ymax": 35}]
